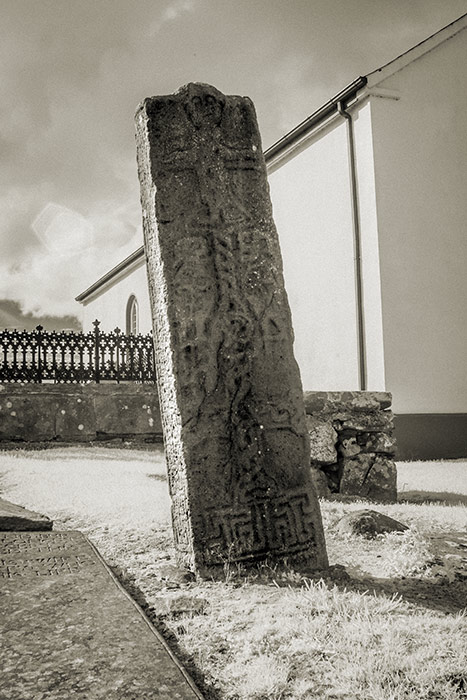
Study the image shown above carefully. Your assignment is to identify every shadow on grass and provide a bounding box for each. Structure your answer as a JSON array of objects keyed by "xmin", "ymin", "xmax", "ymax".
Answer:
[
  {"xmin": 109, "ymin": 548, "xmax": 466, "ymax": 700},
  {"xmin": 399, "ymin": 490, "xmax": 467, "ymax": 506},
  {"xmin": 254, "ymin": 562, "xmax": 466, "ymax": 615},
  {"xmin": 323, "ymin": 527, "xmax": 466, "ymax": 615},
  {"xmin": 0, "ymin": 442, "xmax": 165, "ymax": 459},
  {"xmin": 336, "ymin": 570, "xmax": 467, "ymax": 615}
]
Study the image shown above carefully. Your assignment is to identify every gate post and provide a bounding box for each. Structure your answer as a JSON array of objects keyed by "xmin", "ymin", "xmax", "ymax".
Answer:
[
  {"xmin": 93, "ymin": 320, "xmax": 101, "ymax": 384},
  {"xmin": 35, "ymin": 325, "xmax": 43, "ymax": 384}
]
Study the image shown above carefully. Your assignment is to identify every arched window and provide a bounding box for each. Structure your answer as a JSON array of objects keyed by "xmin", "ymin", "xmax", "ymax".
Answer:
[{"xmin": 126, "ymin": 295, "xmax": 139, "ymax": 335}]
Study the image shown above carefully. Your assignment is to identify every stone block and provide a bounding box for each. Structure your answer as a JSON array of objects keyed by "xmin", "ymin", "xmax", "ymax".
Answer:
[
  {"xmin": 337, "ymin": 435, "xmax": 361, "ymax": 457},
  {"xmin": 306, "ymin": 415, "xmax": 337, "ymax": 464},
  {"xmin": 93, "ymin": 391, "xmax": 161, "ymax": 437},
  {"xmin": 303, "ymin": 392, "xmax": 329, "ymax": 414},
  {"xmin": 369, "ymin": 392, "xmax": 393, "ymax": 410},
  {"xmin": 359, "ymin": 431, "xmax": 397, "ymax": 455},
  {"xmin": 0, "ymin": 499, "xmax": 53, "ymax": 531},
  {"xmin": 303, "ymin": 391, "xmax": 392, "ymax": 416},
  {"xmin": 339, "ymin": 454, "xmax": 397, "ymax": 502},
  {"xmin": 54, "ymin": 394, "xmax": 95, "ymax": 440},
  {"xmin": 344, "ymin": 392, "xmax": 391, "ymax": 411},
  {"xmin": 334, "ymin": 410, "xmax": 394, "ymax": 433},
  {"xmin": 0, "ymin": 395, "xmax": 57, "ymax": 441}
]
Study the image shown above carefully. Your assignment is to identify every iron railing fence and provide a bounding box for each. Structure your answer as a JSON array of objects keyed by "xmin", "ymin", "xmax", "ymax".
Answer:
[{"xmin": 0, "ymin": 320, "xmax": 156, "ymax": 384}]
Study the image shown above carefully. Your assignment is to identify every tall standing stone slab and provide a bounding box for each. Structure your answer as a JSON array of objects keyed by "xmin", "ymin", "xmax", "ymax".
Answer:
[{"xmin": 135, "ymin": 83, "xmax": 328, "ymax": 575}]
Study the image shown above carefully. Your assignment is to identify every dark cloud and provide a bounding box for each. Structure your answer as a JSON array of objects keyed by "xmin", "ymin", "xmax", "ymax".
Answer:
[
  {"xmin": 0, "ymin": 299, "xmax": 81, "ymax": 331},
  {"xmin": 1, "ymin": 0, "xmax": 465, "ymax": 316}
]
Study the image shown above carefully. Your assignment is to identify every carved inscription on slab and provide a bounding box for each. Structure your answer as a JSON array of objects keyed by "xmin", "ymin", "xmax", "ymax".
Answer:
[
  {"xmin": 0, "ymin": 532, "xmax": 97, "ymax": 578},
  {"xmin": 136, "ymin": 83, "xmax": 328, "ymax": 573}
]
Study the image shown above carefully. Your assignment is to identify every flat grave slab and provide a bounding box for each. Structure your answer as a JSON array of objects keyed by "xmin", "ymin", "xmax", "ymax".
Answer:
[{"xmin": 0, "ymin": 531, "xmax": 204, "ymax": 699}]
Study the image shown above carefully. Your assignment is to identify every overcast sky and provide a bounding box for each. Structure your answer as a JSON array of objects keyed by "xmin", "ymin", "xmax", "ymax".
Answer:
[{"xmin": 1, "ymin": 0, "xmax": 466, "ymax": 319}]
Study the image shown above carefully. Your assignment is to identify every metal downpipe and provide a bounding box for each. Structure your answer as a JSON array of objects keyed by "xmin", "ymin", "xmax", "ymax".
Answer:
[{"xmin": 337, "ymin": 101, "xmax": 367, "ymax": 391}]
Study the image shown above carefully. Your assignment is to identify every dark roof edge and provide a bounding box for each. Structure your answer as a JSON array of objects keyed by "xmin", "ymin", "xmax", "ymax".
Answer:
[
  {"xmin": 366, "ymin": 12, "xmax": 467, "ymax": 81},
  {"xmin": 263, "ymin": 76, "xmax": 367, "ymax": 162},
  {"xmin": 75, "ymin": 246, "xmax": 145, "ymax": 302}
]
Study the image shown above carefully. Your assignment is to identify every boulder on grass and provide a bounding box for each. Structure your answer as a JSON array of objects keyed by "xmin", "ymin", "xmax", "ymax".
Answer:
[
  {"xmin": 154, "ymin": 563, "xmax": 195, "ymax": 584},
  {"xmin": 150, "ymin": 594, "xmax": 208, "ymax": 617},
  {"xmin": 0, "ymin": 498, "xmax": 53, "ymax": 531},
  {"xmin": 336, "ymin": 509, "xmax": 408, "ymax": 538}
]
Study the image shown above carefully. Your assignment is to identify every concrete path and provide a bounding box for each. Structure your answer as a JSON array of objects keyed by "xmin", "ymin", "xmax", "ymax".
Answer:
[{"xmin": 1, "ymin": 531, "xmax": 204, "ymax": 699}]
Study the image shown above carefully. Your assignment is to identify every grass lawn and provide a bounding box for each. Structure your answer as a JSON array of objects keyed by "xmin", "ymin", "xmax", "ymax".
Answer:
[{"xmin": 1, "ymin": 445, "xmax": 466, "ymax": 700}]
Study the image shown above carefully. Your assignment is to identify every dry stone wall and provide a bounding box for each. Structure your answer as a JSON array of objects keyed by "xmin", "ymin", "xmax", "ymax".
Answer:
[
  {"xmin": 0, "ymin": 384, "xmax": 162, "ymax": 444},
  {"xmin": 304, "ymin": 391, "xmax": 397, "ymax": 502},
  {"xmin": 0, "ymin": 385, "xmax": 396, "ymax": 506}
]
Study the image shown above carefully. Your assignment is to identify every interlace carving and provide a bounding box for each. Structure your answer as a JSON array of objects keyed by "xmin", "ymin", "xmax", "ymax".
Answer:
[{"xmin": 136, "ymin": 83, "xmax": 327, "ymax": 572}]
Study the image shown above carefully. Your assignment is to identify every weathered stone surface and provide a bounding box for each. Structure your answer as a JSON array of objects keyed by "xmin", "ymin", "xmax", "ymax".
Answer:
[
  {"xmin": 310, "ymin": 468, "xmax": 331, "ymax": 498},
  {"xmin": 359, "ymin": 431, "xmax": 397, "ymax": 455},
  {"xmin": 0, "ymin": 384, "xmax": 163, "ymax": 443},
  {"xmin": 337, "ymin": 434, "xmax": 361, "ymax": 457},
  {"xmin": 306, "ymin": 415, "xmax": 337, "ymax": 464},
  {"xmin": 303, "ymin": 391, "xmax": 392, "ymax": 415},
  {"xmin": 340, "ymin": 454, "xmax": 397, "ymax": 502},
  {"xmin": 1, "ymin": 532, "xmax": 204, "ymax": 699},
  {"xmin": 0, "ymin": 394, "xmax": 61, "ymax": 441},
  {"xmin": 334, "ymin": 410, "xmax": 394, "ymax": 433},
  {"xmin": 336, "ymin": 509, "xmax": 408, "ymax": 538},
  {"xmin": 0, "ymin": 498, "xmax": 52, "ymax": 531},
  {"xmin": 94, "ymin": 390, "xmax": 161, "ymax": 438},
  {"xmin": 135, "ymin": 83, "xmax": 327, "ymax": 575}
]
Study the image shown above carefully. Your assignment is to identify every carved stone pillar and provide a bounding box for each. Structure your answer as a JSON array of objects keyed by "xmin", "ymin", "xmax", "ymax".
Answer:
[{"xmin": 135, "ymin": 83, "xmax": 327, "ymax": 575}]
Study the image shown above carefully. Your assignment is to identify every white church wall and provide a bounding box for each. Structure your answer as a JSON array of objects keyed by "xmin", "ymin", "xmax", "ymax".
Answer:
[
  {"xmin": 370, "ymin": 28, "xmax": 467, "ymax": 413},
  {"xmin": 79, "ymin": 27, "xmax": 467, "ymax": 416},
  {"xmin": 81, "ymin": 261, "xmax": 152, "ymax": 335},
  {"xmin": 351, "ymin": 99, "xmax": 386, "ymax": 391},
  {"xmin": 268, "ymin": 122, "xmax": 360, "ymax": 391}
]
